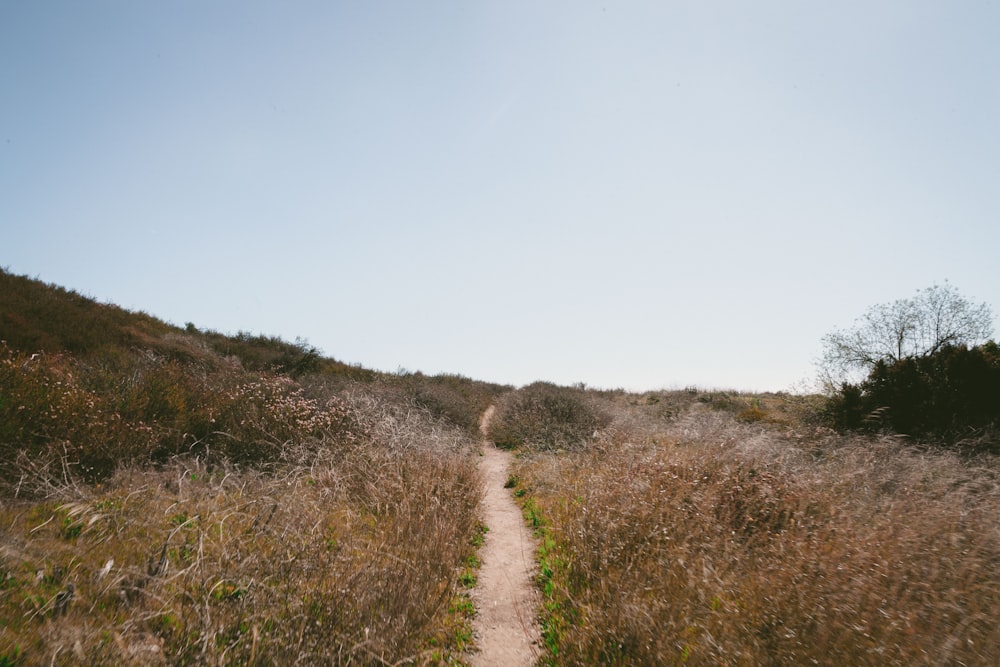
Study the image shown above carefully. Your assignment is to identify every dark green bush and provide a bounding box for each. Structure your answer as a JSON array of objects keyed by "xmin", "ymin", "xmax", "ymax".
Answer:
[
  {"xmin": 486, "ymin": 382, "xmax": 610, "ymax": 450},
  {"xmin": 825, "ymin": 342, "xmax": 1000, "ymax": 447},
  {"xmin": 202, "ymin": 332, "xmax": 318, "ymax": 377}
]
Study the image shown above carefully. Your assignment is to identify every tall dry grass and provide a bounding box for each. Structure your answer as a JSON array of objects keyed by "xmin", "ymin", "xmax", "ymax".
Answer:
[
  {"xmin": 511, "ymin": 393, "xmax": 1000, "ymax": 666},
  {"xmin": 0, "ymin": 389, "xmax": 483, "ymax": 665}
]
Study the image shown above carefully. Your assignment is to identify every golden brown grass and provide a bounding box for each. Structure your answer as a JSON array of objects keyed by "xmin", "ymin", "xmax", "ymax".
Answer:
[
  {"xmin": 0, "ymin": 391, "xmax": 483, "ymax": 665},
  {"xmin": 511, "ymin": 391, "xmax": 1000, "ymax": 666}
]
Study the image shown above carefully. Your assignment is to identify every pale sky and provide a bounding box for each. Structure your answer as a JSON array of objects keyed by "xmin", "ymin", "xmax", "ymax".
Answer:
[{"xmin": 2, "ymin": 2, "xmax": 998, "ymax": 392}]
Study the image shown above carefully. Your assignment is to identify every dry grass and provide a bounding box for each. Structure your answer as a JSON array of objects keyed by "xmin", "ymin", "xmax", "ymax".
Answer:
[
  {"xmin": 0, "ymin": 392, "xmax": 483, "ymax": 666},
  {"xmin": 511, "ymin": 392, "xmax": 1000, "ymax": 666}
]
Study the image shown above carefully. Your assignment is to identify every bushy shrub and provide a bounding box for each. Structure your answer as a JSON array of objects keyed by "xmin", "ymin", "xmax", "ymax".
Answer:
[
  {"xmin": 202, "ymin": 332, "xmax": 322, "ymax": 377},
  {"xmin": 393, "ymin": 373, "xmax": 506, "ymax": 434},
  {"xmin": 0, "ymin": 344, "xmax": 363, "ymax": 485},
  {"xmin": 825, "ymin": 342, "xmax": 1000, "ymax": 447},
  {"xmin": 486, "ymin": 382, "xmax": 610, "ymax": 450},
  {"xmin": 0, "ymin": 345, "xmax": 147, "ymax": 481}
]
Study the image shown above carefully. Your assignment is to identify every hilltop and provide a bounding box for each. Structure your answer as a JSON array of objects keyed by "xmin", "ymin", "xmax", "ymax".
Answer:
[{"xmin": 1, "ymin": 267, "xmax": 379, "ymax": 381}]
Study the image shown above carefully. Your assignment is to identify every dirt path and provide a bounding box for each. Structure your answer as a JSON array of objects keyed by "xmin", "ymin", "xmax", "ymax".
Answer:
[{"xmin": 470, "ymin": 407, "xmax": 541, "ymax": 667}]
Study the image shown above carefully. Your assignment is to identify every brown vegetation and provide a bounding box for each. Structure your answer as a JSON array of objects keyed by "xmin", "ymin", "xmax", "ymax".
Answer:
[
  {"xmin": 0, "ymin": 269, "xmax": 497, "ymax": 665},
  {"xmin": 485, "ymin": 382, "xmax": 609, "ymax": 451},
  {"xmin": 510, "ymin": 390, "xmax": 1000, "ymax": 665},
  {"xmin": 1, "ymin": 402, "xmax": 483, "ymax": 664},
  {"xmin": 4, "ymin": 268, "xmax": 1000, "ymax": 665}
]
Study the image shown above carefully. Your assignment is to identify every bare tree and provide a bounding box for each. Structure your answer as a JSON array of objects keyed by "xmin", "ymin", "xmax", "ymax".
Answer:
[{"xmin": 819, "ymin": 284, "xmax": 994, "ymax": 387}]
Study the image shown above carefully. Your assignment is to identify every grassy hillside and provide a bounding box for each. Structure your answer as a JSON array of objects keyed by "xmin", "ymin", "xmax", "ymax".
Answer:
[
  {"xmin": 0, "ymin": 268, "xmax": 504, "ymax": 665},
  {"xmin": 0, "ymin": 268, "xmax": 375, "ymax": 379}
]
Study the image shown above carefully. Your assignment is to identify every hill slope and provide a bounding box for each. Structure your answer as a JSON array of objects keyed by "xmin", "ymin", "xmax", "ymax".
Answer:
[{"xmin": 0, "ymin": 268, "xmax": 505, "ymax": 664}]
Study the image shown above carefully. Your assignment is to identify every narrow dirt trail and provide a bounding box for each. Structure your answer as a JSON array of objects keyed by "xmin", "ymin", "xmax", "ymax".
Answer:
[{"xmin": 470, "ymin": 407, "xmax": 541, "ymax": 667}]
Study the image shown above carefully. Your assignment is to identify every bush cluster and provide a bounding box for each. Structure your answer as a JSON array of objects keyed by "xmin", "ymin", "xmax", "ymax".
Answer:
[
  {"xmin": 825, "ymin": 342, "xmax": 1000, "ymax": 446},
  {"xmin": 486, "ymin": 382, "xmax": 610, "ymax": 450},
  {"xmin": 396, "ymin": 372, "xmax": 505, "ymax": 434},
  {"xmin": 0, "ymin": 344, "xmax": 361, "ymax": 484}
]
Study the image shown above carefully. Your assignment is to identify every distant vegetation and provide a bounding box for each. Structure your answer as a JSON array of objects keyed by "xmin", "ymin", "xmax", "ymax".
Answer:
[
  {"xmin": 825, "ymin": 341, "xmax": 1000, "ymax": 444},
  {"xmin": 485, "ymin": 381, "xmax": 610, "ymax": 450},
  {"xmin": 0, "ymin": 268, "xmax": 377, "ymax": 381}
]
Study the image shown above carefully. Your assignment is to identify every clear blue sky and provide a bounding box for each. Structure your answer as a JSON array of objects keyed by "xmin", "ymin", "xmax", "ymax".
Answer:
[{"xmin": 2, "ymin": 2, "xmax": 998, "ymax": 391}]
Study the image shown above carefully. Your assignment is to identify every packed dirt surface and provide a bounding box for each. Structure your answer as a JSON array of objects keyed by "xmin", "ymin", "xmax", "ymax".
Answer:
[{"xmin": 470, "ymin": 407, "xmax": 541, "ymax": 667}]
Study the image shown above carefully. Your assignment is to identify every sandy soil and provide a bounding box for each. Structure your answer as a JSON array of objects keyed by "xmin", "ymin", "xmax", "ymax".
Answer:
[{"xmin": 469, "ymin": 408, "xmax": 541, "ymax": 667}]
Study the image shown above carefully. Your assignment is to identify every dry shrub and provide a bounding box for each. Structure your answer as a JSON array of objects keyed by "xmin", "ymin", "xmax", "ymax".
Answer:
[
  {"xmin": 512, "ymin": 400, "xmax": 1000, "ymax": 666},
  {"xmin": 486, "ymin": 382, "xmax": 610, "ymax": 450},
  {"xmin": 340, "ymin": 389, "xmax": 476, "ymax": 457},
  {"xmin": 0, "ymin": 345, "xmax": 363, "ymax": 486},
  {"xmin": 0, "ymin": 345, "xmax": 144, "ymax": 481},
  {"xmin": 336, "ymin": 373, "xmax": 505, "ymax": 437}
]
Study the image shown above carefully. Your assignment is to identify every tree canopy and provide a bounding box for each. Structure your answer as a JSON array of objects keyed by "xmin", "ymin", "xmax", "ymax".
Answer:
[{"xmin": 819, "ymin": 284, "xmax": 993, "ymax": 387}]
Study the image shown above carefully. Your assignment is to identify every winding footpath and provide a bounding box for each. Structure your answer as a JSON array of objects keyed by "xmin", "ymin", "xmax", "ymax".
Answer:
[{"xmin": 470, "ymin": 408, "xmax": 541, "ymax": 666}]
